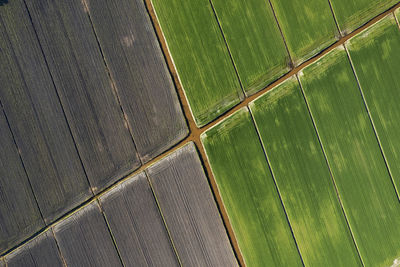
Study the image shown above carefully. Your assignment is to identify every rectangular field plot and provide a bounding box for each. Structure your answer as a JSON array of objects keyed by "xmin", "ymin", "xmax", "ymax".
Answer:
[
  {"xmin": 300, "ymin": 47, "xmax": 400, "ymax": 267},
  {"xmin": 250, "ymin": 77, "xmax": 361, "ymax": 266},
  {"xmin": 99, "ymin": 173, "xmax": 179, "ymax": 266},
  {"xmin": 147, "ymin": 143, "xmax": 237, "ymax": 266},
  {"xmin": 150, "ymin": 0, "xmax": 243, "ymax": 126},
  {"xmin": 347, "ymin": 15, "xmax": 400, "ymax": 196},
  {"xmin": 269, "ymin": 0, "xmax": 338, "ymax": 65},
  {"xmin": 0, "ymin": 109, "xmax": 43, "ymax": 253},
  {"xmin": 201, "ymin": 108, "xmax": 302, "ymax": 267},
  {"xmin": 330, "ymin": 0, "xmax": 398, "ymax": 34},
  {"xmin": 5, "ymin": 231, "xmax": 63, "ymax": 267},
  {"xmin": 26, "ymin": 0, "xmax": 141, "ymax": 192},
  {"xmin": 84, "ymin": 0, "xmax": 187, "ymax": 162},
  {"xmin": 0, "ymin": 0, "xmax": 92, "ymax": 224},
  {"xmin": 211, "ymin": 0, "xmax": 290, "ymax": 96},
  {"xmin": 53, "ymin": 202, "xmax": 122, "ymax": 267}
]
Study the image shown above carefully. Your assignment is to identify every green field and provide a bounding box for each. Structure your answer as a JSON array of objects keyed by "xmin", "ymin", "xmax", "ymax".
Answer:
[
  {"xmin": 269, "ymin": 0, "xmax": 338, "ymax": 65},
  {"xmin": 347, "ymin": 15, "xmax": 400, "ymax": 196},
  {"xmin": 211, "ymin": 0, "xmax": 290, "ymax": 96},
  {"xmin": 151, "ymin": 0, "xmax": 243, "ymax": 127},
  {"xmin": 300, "ymin": 47, "xmax": 400, "ymax": 267},
  {"xmin": 250, "ymin": 77, "xmax": 361, "ymax": 266},
  {"xmin": 201, "ymin": 108, "xmax": 302, "ymax": 267},
  {"xmin": 330, "ymin": 0, "xmax": 398, "ymax": 34},
  {"xmin": 202, "ymin": 19, "xmax": 400, "ymax": 264}
]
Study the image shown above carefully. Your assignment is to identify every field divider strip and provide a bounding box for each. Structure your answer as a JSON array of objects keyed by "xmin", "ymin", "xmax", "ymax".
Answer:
[{"xmin": 327, "ymin": 0, "xmax": 344, "ymax": 37}]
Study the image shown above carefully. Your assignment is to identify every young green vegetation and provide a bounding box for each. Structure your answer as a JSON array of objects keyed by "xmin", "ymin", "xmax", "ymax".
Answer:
[
  {"xmin": 269, "ymin": 0, "xmax": 338, "ymax": 65},
  {"xmin": 300, "ymin": 47, "xmax": 400, "ymax": 267},
  {"xmin": 347, "ymin": 15, "xmax": 400, "ymax": 196},
  {"xmin": 329, "ymin": 0, "xmax": 398, "ymax": 34},
  {"xmin": 211, "ymin": 0, "xmax": 290, "ymax": 96},
  {"xmin": 396, "ymin": 8, "xmax": 400, "ymax": 22},
  {"xmin": 150, "ymin": 0, "xmax": 242, "ymax": 127},
  {"xmin": 250, "ymin": 77, "xmax": 361, "ymax": 266},
  {"xmin": 201, "ymin": 108, "xmax": 302, "ymax": 267}
]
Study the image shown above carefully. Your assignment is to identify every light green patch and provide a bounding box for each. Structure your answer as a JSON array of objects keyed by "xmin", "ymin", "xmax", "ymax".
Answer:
[
  {"xmin": 329, "ymin": 0, "xmax": 398, "ymax": 34},
  {"xmin": 201, "ymin": 108, "xmax": 302, "ymax": 267},
  {"xmin": 250, "ymin": 77, "xmax": 361, "ymax": 266},
  {"xmin": 211, "ymin": 0, "xmax": 290, "ymax": 96},
  {"xmin": 151, "ymin": 0, "xmax": 242, "ymax": 127},
  {"xmin": 269, "ymin": 0, "xmax": 338, "ymax": 65},
  {"xmin": 300, "ymin": 47, "xmax": 400, "ymax": 267}
]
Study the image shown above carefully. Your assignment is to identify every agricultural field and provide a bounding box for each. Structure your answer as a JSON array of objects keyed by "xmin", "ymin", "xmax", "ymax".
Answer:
[
  {"xmin": 346, "ymin": 15, "xmax": 400, "ymax": 196},
  {"xmin": 201, "ymin": 108, "xmax": 302, "ymax": 267},
  {"xmin": 1, "ymin": 0, "xmax": 400, "ymax": 266},
  {"xmin": 330, "ymin": 0, "xmax": 399, "ymax": 34},
  {"xmin": 211, "ymin": 0, "xmax": 290, "ymax": 96},
  {"xmin": 150, "ymin": 0, "xmax": 243, "ymax": 127},
  {"xmin": 203, "ymin": 13, "xmax": 400, "ymax": 266},
  {"xmin": 250, "ymin": 77, "xmax": 361, "ymax": 266},
  {"xmin": 151, "ymin": 0, "xmax": 399, "ymax": 126},
  {"xmin": 268, "ymin": 0, "xmax": 338, "ymax": 65}
]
